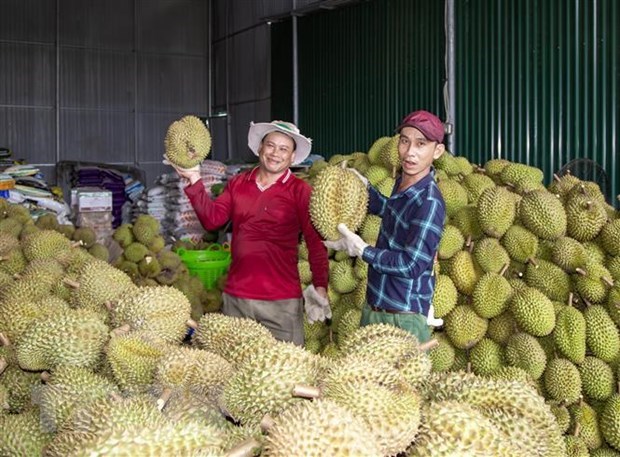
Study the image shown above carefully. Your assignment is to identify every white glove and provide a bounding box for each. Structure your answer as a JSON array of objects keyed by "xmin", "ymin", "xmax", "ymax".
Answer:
[
  {"xmin": 426, "ymin": 304, "xmax": 444, "ymax": 327},
  {"xmin": 347, "ymin": 168, "xmax": 369, "ymax": 188},
  {"xmin": 303, "ymin": 285, "xmax": 331, "ymax": 324},
  {"xmin": 323, "ymin": 223, "xmax": 369, "ymax": 258}
]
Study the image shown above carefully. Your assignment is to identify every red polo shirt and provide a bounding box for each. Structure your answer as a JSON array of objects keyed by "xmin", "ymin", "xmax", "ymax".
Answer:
[{"xmin": 184, "ymin": 167, "xmax": 329, "ymax": 300}]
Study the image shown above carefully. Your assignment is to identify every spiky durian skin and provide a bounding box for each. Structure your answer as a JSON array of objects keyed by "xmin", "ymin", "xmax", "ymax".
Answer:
[
  {"xmin": 16, "ymin": 309, "xmax": 109, "ymax": 371},
  {"xmin": 476, "ymin": 186, "xmax": 516, "ymax": 238},
  {"xmin": 309, "ymin": 165, "xmax": 369, "ymax": 241},
  {"xmin": 263, "ymin": 399, "xmax": 381, "ymax": 457},
  {"xmin": 111, "ymin": 286, "xmax": 191, "ymax": 343},
  {"xmin": 0, "ymin": 408, "xmax": 53, "ymax": 456},
  {"xmin": 164, "ymin": 115, "xmax": 212, "ymax": 168},
  {"xmin": 519, "ymin": 190, "xmax": 567, "ymax": 240},
  {"xmin": 193, "ymin": 313, "xmax": 277, "ymax": 366},
  {"xmin": 221, "ymin": 342, "xmax": 321, "ymax": 426},
  {"xmin": 21, "ymin": 229, "xmax": 73, "ymax": 261}
]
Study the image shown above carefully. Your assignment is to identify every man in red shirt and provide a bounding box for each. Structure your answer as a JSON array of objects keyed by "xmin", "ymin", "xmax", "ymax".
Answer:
[{"xmin": 170, "ymin": 121, "xmax": 329, "ymax": 345}]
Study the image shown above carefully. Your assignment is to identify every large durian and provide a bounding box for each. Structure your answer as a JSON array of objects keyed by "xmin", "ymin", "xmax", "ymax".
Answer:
[
  {"xmin": 309, "ymin": 164, "xmax": 369, "ymax": 241},
  {"xmin": 164, "ymin": 115, "xmax": 212, "ymax": 169}
]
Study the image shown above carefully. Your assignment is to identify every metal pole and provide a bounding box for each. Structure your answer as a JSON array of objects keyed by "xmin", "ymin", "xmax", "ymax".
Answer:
[
  {"xmin": 446, "ymin": 0, "xmax": 456, "ymax": 153},
  {"xmin": 292, "ymin": 0, "xmax": 299, "ymax": 125}
]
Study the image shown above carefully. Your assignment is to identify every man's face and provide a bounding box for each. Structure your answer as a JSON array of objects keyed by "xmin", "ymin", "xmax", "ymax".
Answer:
[
  {"xmin": 258, "ymin": 131, "xmax": 296, "ymax": 174},
  {"xmin": 398, "ymin": 126, "xmax": 444, "ymax": 183}
]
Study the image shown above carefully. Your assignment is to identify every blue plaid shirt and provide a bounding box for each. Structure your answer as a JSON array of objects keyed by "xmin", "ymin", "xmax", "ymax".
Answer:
[{"xmin": 362, "ymin": 171, "xmax": 446, "ymax": 315}]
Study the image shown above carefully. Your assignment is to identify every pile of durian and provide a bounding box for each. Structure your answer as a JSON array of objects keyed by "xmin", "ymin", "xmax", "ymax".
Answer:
[
  {"xmin": 112, "ymin": 215, "xmax": 225, "ymax": 319},
  {"xmin": 0, "ymin": 196, "xmax": 570, "ymax": 455},
  {"xmin": 300, "ymin": 136, "xmax": 620, "ymax": 455}
]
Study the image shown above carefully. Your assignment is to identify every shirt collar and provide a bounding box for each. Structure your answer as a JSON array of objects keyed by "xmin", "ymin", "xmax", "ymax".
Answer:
[{"xmin": 246, "ymin": 166, "xmax": 292, "ymax": 184}]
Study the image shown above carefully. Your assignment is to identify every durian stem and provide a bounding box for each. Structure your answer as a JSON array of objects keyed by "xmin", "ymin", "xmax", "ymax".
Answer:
[
  {"xmin": 62, "ymin": 278, "xmax": 80, "ymax": 289},
  {"xmin": 0, "ymin": 358, "xmax": 7, "ymax": 376},
  {"xmin": 499, "ymin": 264, "xmax": 509, "ymax": 277},
  {"xmin": 260, "ymin": 414, "xmax": 275, "ymax": 432},
  {"xmin": 40, "ymin": 371, "xmax": 51, "ymax": 382},
  {"xmin": 0, "ymin": 333, "xmax": 10, "ymax": 346},
  {"xmin": 156, "ymin": 388, "xmax": 172, "ymax": 411},
  {"xmin": 467, "ymin": 241, "xmax": 474, "ymax": 253},
  {"xmin": 573, "ymin": 422, "xmax": 581, "ymax": 437},
  {"xmin": 585, "ymin": 200, "xmax": 593, "ymax": 210},
  {"xmin": 582, "ymin": 298, "xmax": 592, "ymax": 307},
  {"xmin": 71, "ymin": 240, "xmax": 83, "ymax": 248},
  {"xmin": 553, "ymin": 173, "xmax": 561, "ymax": 182},
  {"xmin": 602, "ymin": 276, "xmax": 615, "ymax": 288},
  {"xmin": 186, "ymin": 319, "xmax": 198, "ymax": 329},
  {"xmin": 110, "ymin": 324, "xmax": 131, "ymax": 337},
  {"xmin": 419, "ymin": 339, "xmax": 439, "ymax": 352},
  {"xmin": 465, "ymin": 235, "xmax": 472, "ymax": 247},
  {"xmin": 12, "ymin": 273, "xmax": 21, "ymax": 280},
  {"xmin": 614, "ymin": 301, "xmax": 620, "ymax": 308},
  {"xmin": 527, "ymin": 257, "xmax": 538, "ymax": 267},
  {"xmin": 225, "ymin": 438, "xmax": 262, "ymax": 457},
  {"xmin": 292, "ymin": 384, "xmax": 321, "ymax": 399},
  {"xmin": 567, "ymin": 292, "xmax": 574, "ymax": 306},
  {"xmin": 575, "ymin": 268, "xmax": 587, "ymax": 276},
  {"xmin": 466, "ymin": 361, "xmax": 472, "ymax": 373},
  {"xmin": 109, "ymin": 391, "xmax": 123, "ymax": 402},
  {"xmin": 104, "ymin": 301, "xmax": 115, "ymax": 311}
]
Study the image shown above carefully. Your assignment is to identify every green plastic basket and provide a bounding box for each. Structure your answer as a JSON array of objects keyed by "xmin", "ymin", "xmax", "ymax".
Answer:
[{"xmin": 177, "ymin": 243, "xmax": 231, "ymax": 290}]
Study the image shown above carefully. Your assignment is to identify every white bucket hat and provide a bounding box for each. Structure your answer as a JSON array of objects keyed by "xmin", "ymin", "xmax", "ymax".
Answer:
[{"xmin": 248, "ymin": 120, "xmax": 312, "ymax": 165}]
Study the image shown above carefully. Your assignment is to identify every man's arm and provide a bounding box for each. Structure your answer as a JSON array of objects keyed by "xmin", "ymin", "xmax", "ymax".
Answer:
[
  {"xmin": 297, "ymin": 182, "xmax": 329, "ymax": 290},
  {"xmin": 184, "ymin": 178, "xmax": 234, "ymax": 231}
]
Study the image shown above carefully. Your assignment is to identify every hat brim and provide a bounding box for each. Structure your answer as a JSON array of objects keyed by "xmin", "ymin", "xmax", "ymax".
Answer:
[{"xmin": 248, "ymin": 122, "xmax": 312, "ymax": 165}]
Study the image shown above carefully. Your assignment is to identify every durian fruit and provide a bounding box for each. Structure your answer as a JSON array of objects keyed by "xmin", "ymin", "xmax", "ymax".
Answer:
[
  {"xmin": 359, "ymin": 214, "xmax": 382, "ymax": 244},
  {"xmin": 428, "ymin": 333, "xmax": 456, "ymax": 372},
  {"xmin": 519, "ymin": 190, "xmax": 567, "ymax": 240},
  {"xmin": 164, "ymin": 114, "xmax": 212, "ymax": 169},
  {"xmin": 132, "ymin": 214, "xmax": 161, "ymax": 246},
  {"xmin": 376, "ymin": 176, "xmax": 396, "ymax": 197},
  {"xmin": 450, "ymin": 204, "xmax": 485, "ymax": 241},
  {"xmin": 420, "ymin": 372, "xmax": 567, "ymax": 456},
  {"xmin": 432, "ymin": 274, "xmax": 458, "ymax": 318},
  {"xmin": 367, "ymin": 136, "xmax": 391, "ymax": 165},
  {"xmin": 476, "ymin": 186, "xmax": 517, "ymax": 238},
  {"xmin": 436, "ymin": 178, "xmax": 468, "ymax": 217},
  {"xmin": 564, "ymin": 193, "xmax": 607, "ymax": 241},
  {"xmin": 434, "ymin": 151, "xmax": 463, "ymax": 177},
  {"xmin": 543, "ymin": 358, "xmax": 582, "ymax": 405},
  {"xmin": 193, "ymin": 313, "xmax": 277, "ymax": 366},
  {"xmin": 461, "ymin": 172, "xmax": 496, "ymax": 203},
  {"xmin": 138, "ymin": 255, "xmax": 161, "ymax": 278},
  {"xmin": 437, "ymin": 224, "xmax": 464, "ymax": 260},
  {"xmin": 378, "ymin": 134, "xmax": 401, "ymax": 176},
  {"xmin": 548, "ymin": 173, "xmax": 581, "ymax": 200},
  {"xmin": 35, "ymin": 213, "xmax": 59, "ymax": 231},
  {"xmin": 509, "ymin": 286, "xmax": 556, "ymax": 337},
  {"xmin": 364, "ymin": 164, "xmax": 390, "ymax": 186},
  {"xmin": 552, "ymin": 236, "xmax": 588, "ymax": 272},
  {"xmin": 446, "ymin": 250, "xmax": 481, "ymax": 295},
  {"xmin": 574, "ymin": 261, "xmax": 615, "ymax": 304},
  {"xmin": 472, "ymin": 269, "xmax": 513, "ymax": 318},
  {"xmin": 469, "ymin": 337, "xmax": 504, "ymax": 376},
  {"xmin": 0, "ymin": 408, "xmax": 53, "ymax": 456},
  {"xmin": 500, "ymin": 162, "xmax": 545, "ymax": 190},
  {"xmin": 221, "ymin": 341, "xmax": 322, "ymax": 426},
  {"xmin": 21, "ymin": 229, "xmax": 74, "ymax": 261},
  {"xmin": 154, "ymin": 346, "xmax": 233, "ymax": 402},
  {"xmin": 550, "ymin": 403, "xmax": 572, "ymax": 434},
  {"xmin": 112, "ymin": 223, "xmax": 134, "ymax": 248},
  {"xmin": 444, "ymin": 304, "xmax": 488, "ymax": 349},
  {"xmin": 338, "ymin": 324, "xmax": 424, "ymax": 365},
  {"xmin": 600, "ymin": 219, "xmax": 620, "ymax": 257},
  {"xmin": 106, "ymin": 331, "xmax": 169, "ymax": 394},
  {"xmin": 16, "ymin": 308, "xmax": 109, "ymax": 371},
  {"xmin": 553, "ymin": 299, "xmax": 587, "ymax": 364},
  {"xmin": 473, "ymin": 237, "xmax": 511, "ymax": 273},
  {"xmin": 124, "ymin": 242, "xmax": 150, "ymax": 263},
  {"xmin": 71, "ymin": 258, "xmax": 137, "ymax": 314},
  {"xmin": 72, "ymin": 226, "xmax": 97, "ymax": 248},
  {"xmin": 88, "ymin": 243, "xmax": 109, "ymax": 262},
  {"xmin": 501, "ymin": 224, "xmax": 539, "ymax": 264},
  {"xmin": 569, "ymin": 401, "xmax": 603, "ymax": 450},
  {"xmin": 409, "ymin": 400, "xmax": 519, "ymax": 456},
  {"xmin": 323, "ymin": 379, "xmax": 421, "ymax": 456},
  {"xmin": 38, "ymin": 365, "xmax": 119, "ymax": 432},
  {"xmin": 110, "ymin": 286, "xmax": 192, "ymax": 343},
  {"xmin": 329, "ymin": 260, "xmax": 357, "ymax": 294},
  {"xmin": 524, "ymin": 258, "xmax": 572, "ymax": 302},
  {"xmin": 309, "ymin": 165, "xmax": 369, "ymax": 240},
  {"xmin": 504, "ymin": 332, "xmax": 548, "ymax": 380},
  {"xmin": 583, "ymin": 304, "xmax": 620, "ymax": 362},
  {"xmin": 601, "ymin": 394, "xmax": 620, "ymax": 452},
  {"xmin": 263, "ymin": 399, "xmax": 381, "ymax": 457}
]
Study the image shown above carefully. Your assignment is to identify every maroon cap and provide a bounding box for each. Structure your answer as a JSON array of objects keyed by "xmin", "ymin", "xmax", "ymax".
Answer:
[{"xmin": 397, "ymin": 110, "xmax": 445, "ymax": 142}]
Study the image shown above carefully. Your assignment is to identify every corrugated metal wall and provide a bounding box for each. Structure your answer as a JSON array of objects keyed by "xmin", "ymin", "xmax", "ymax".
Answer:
[
  {"xmin": 0, "ymin": 0, "xmax": 210, "ymax": 186},
  {"xmin": 282, "ymin": 0, "xmax": 446, "ymax": 156},
  {"xmin": 455, "ymin": 0, "xmax": 619, "ymax": 204}
]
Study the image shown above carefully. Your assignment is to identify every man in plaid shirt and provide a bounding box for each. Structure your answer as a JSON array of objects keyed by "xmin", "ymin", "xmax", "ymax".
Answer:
[{"xmin": 326, "ymin": 110, "xmax": 446, "ymax": 343}]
